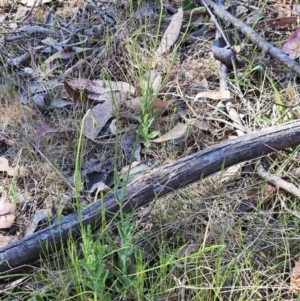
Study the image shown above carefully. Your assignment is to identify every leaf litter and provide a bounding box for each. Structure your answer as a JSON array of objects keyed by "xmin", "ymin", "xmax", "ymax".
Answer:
[
  {"xmin": 0, "ymin": 203, "xmax": 16, "ymax": 230},
  {"xmin": 151, "ymin": 123, "xmax": 188, "ymax": 143},
  {"xmin": 1, "ymin": 0, "xmax": 300, "ymax": 299},
  {"xmin": 84, "ymin": 99, "xmax": 114, "ymax": 140},
  {"xmin": 156, "ymin": 7, "xmax": 184, "ymax": 56}
]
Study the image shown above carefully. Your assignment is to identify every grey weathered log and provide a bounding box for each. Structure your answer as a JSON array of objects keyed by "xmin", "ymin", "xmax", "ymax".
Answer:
[{"xmin": 1, "ymin": 121, "xmax": 300, "ymax": 273}]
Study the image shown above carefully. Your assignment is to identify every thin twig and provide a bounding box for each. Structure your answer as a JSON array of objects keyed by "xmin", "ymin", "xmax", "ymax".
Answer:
[
  {"xmin": 210, "ymin": 5, "xmax": 290, "ymax": 205},
  {"xmin": 176, "ymin": 78, "xmax": 199, "ymax": 118},
  {"xmin": 257, "ymin": 165, "xmax": 300, "ymax": 199},
  {"xmin": 203, "ymin": 0, "xmax": 254, "ymax": 114},
  {"xmin": 199, "ymin": 0, "xmax": 300, "ymax": 76}
]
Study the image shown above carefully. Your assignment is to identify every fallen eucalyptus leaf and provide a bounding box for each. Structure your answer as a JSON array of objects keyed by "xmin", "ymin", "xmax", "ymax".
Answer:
[
  {"xmin": 84, "ymin": 100, "xmax": 113, "ymax": 140},
  {"xmin": 0, "ymin": 203, "xmax": 16, "ymax": 215},
  {"xmin": 0, "ymin": 215, "xmax": 15, "ymax": 229},
  {"xmin": 0, "ymin": 234, "xmax": 18, "ymax": 247},
  {"xmin": 195, "ymin": 90, "xmax": 231, "ymax": 100},
  {"xmin": 25, "ymin": 209, "xmax": 53, "ymax": 236},
  {"xmin": 0, "ymin": 157, "xmax": 29, "ymax": 177},
  {"xmin": 156, "ymin": 8, "xmax": 183, "ymax": 55},
  {"xmin": 282, "ymin": 28, "xmax": 300, "ymax": 59},
  {"xmin": 66, "ymin": 78, "xmax": 135, "ymax": 95},
  {"xmin": 151, "ymin": 123, "xmax": 187, "ymax": 143},
  {"xmin": 142, "ymin": 70, "xmax": 162, "ymax": 94}
]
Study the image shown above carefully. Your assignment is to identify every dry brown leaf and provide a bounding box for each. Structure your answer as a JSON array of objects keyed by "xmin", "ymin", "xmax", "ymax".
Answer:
[
  {"xmin": 64, "ymin": 80, "xmax": 90, "ymax": 104},
  {"xmin": 0, "ymin": 203, "xmax": 16, "ymax": 215},
  {"xmin": 44, "ymin": 50, "xmax": 76, "ymax": 66},
  {"xmin": 151, "ymin": 123, "xmax": 187, "ymax": 143},
  {"xmin": 96, "ymin": 182, "xmax": 111, "ymax": 193},
  {"xmin": 153, "ymin": 98, "xmax": 175, "ymax": 108},
  {"xmin": 51, "ymin": 99, "xmax": 74, "ymax": 108},
  {"xmin": 25, "ymin": 209, "xmax": 52, "ymax": 236},
  {"xmin": 125, "ymin": 70, "xmax": 163, "ymax": 110},
  {"xmin": 125, "ymin": 97, "xmax": 144, "ymax": 111},
  {"xmin": 0, "ymin": 157, "xmax": 9, "ymax": 171},
  {"xmin": 190, "ymin": 119, "xmax": 214, "ymax": 131},
  {"xmin": 0, "ymin": 134, "xmax": 15, "ymax": 146},
  {"xmin": 285, "ymin": 81, "xmax": 296, "ymax": 98},
  {"xmin": 86, "ymin": 91, "xmax": 122, "ymax": 103},
  {"xmin": 94, "ymin": 183, "xmax": 112, "ymax": 201},
  {"xmin": 291, "ymin": 258, "xmax": 300, "ymax": 294},
  {"xmin": 14, "ymin": 5, "xmax": 30, "ymax": 20},
  {"xmin": 156, "ymin": 8, "xmax": 183, "ymax": 55},
  {"xmin": 0, "ymin": 215, "xmax": 15, "ymax": 229},
  {"xmin": 233, "ymin": 45, "xmax": 242, "ymax": 53},
  {"xmin": 7, "ymin": 166, "xmax": 29, "ymax": 177},
  {"xmin": 195, "ymin": 90, "xmax": 231, "ymax": 100},
  {"xmin": 120, "ymin": 162, "xmax": 141, "ymax": 173},
  {"xmin": 142, "ymin": 70, "xmax": 162, "ymax": 94},
  {"xmin": 35, "ymin": 123, "xmax": 57, "ymax": 148},
  {"xmin": 282, "ymin": 28, "xmax": 300, "ymax": 59},
  {"xmin": 0, "ymin": 157, "xmax": 29, "ymax": 177},
  {"xmin": 66, "ymin": 78, "xmax": 135, "ymax": 95},
  {"xmin": 84, "ymin": 100, "xmax": 113, "ymax": 140},
  {"xmin": 21, "ymin": 0, "xmax": 52, "ymax": 6},
  {"xmin": 126, "ymin": 97, "xmax": 173, "ymax": 111},
  {"xmin": 120, "ymin": 160, "xmax": 158, "ymax": 184},
  {"xmin": 109, "ymin": 119, "xmax": 117, "ymax": 135},
  {"xmin": 0, "ymin": 236, "xmax": 8, "ymax": 248},
  {"xmin": 0, "ymin": 234, "xmax": 18, "ymax": 247},
  {"xmin": 221, "ymin": 164, "xmax": 243, "ymax": 183},
  {"xmin": 63, "ymin": 59, "xmax": 88, "ymax": 76},
  {"xmin": 44, "ymin": 50, "xmax": 76, "ymax": 73}
]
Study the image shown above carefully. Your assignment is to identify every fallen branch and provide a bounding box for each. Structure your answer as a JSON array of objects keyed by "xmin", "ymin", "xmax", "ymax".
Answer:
[
  {"xmin": 203, "ymin": 0, "xmax": 300, "ymax": 200},
  {"xmin": 256, "ymin": 164, "xmax": 300, "ymax": 199},
  {"xmin": 1, "ymin": 121, "xmax": 300, "ymax": 273},
  {"xmin": 199, "ymin": 0, "xmax": 300, "ymax": 76}
]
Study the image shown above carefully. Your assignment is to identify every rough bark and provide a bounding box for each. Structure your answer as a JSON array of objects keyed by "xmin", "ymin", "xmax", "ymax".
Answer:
[{"xmin": 1, "ymin": 121, "xmax": 300, "ymax": 274}]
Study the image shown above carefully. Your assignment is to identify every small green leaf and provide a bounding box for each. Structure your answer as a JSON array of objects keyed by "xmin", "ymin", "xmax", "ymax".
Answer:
[
  {"xmin": 35, "ymin": 295, "xmax": 45, "ymax": 301},
  {"xmin": 252, "ymin": 64, "xmax": 264, "ymax": 72},
  {"xmin": 144, "ymin": 141, "xmax": 151, "ymax": 148},
  {"xmin": 149, "ymin": 131, "xmax": 159, "ymax": 139},
  {"xmin": 147, "ymin": 117, "xmax": 155, "ymax": 125},
  {"xmin": 183, "ymin": 0, "xmax": 197, "ymax": 10}
]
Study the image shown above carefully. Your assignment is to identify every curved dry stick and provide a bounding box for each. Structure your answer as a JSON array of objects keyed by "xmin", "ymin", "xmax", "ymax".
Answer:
[
  {"xmin": 204, "ymin": 0, "xmax": 300, "ymax": 199},
  {"xmin": 1, "ymin": 121, "xmax": 300, "ymax": 273},
  {"xmin": 199, "ymin": 0, "xmax": 300, "ymax": 76},
  {"xmin": 256, "ymin": 164, "xmax": 300, "ymax": 199}
]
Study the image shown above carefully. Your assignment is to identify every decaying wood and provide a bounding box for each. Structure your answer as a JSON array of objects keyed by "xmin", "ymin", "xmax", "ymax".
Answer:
[
  {"xmin": 199, "ymin": 0, "xmax": 300, "ymax": 76},
  {"xmin": 1, "ymin": 121, "xmax": 300, "ymax": 273}
]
